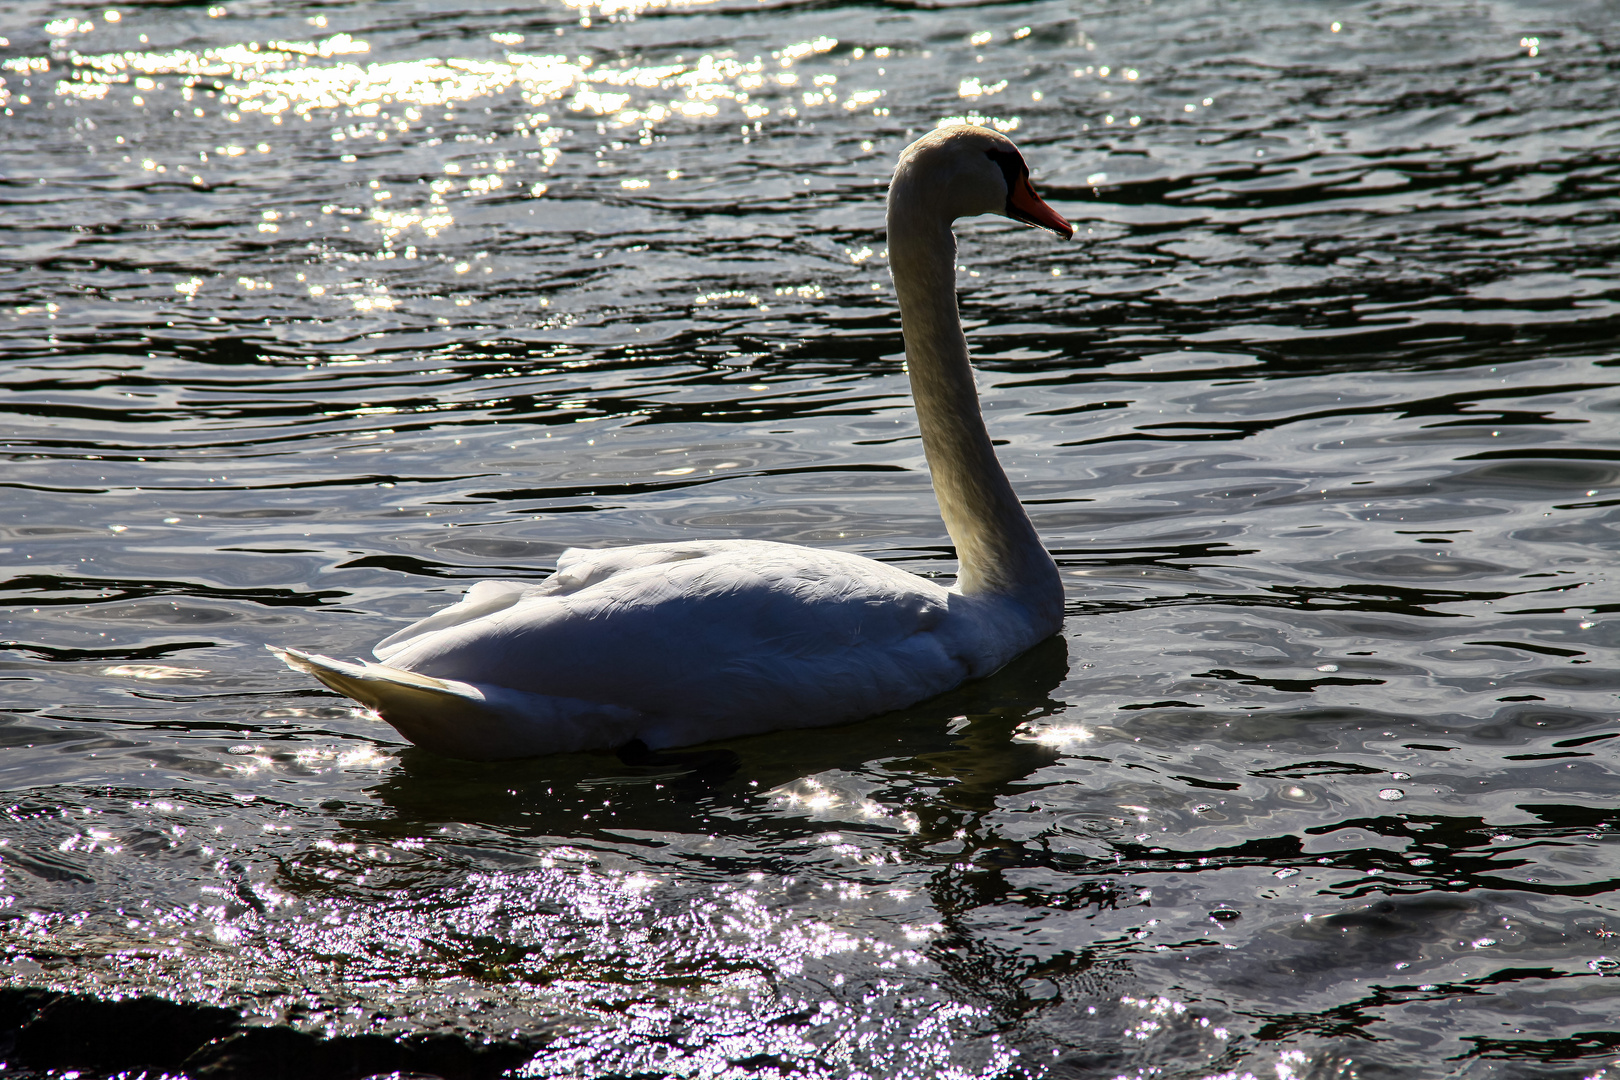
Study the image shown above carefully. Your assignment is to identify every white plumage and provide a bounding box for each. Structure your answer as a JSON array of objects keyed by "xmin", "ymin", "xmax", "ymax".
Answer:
[{"xmin": 275, "ymin": 126, "xmax": 1074, "ymax": 760}]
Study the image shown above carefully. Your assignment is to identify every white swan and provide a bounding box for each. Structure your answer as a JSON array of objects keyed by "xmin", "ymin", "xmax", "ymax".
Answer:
[{"xmin": 273, "ymin": 125, "xmax": 1073, "ymax": 760}]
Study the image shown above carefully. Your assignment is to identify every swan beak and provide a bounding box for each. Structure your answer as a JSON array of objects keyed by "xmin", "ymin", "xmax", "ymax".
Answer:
[{"xmin": 1007, "ymin": 179, "xmax": 1073, "ymax": 240}]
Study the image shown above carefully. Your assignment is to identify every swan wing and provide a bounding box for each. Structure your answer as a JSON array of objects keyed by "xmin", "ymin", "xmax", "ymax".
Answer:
[
  {"xmin": 541, "ymin": 541, "xmax": 730, "ymax": 594},
  {"xmin": 374, "ymin": 541, "xmax": 755, "ymax": 661},
  {"xmin": 374, "ymin": 578, "xmax": 534, "ymax": 661},
  {"xmin": 372, "ymin": 542, "xmax": 739, "ymax": 661},
  {"xmin": 377, "ymin": 540, "xmax": 971, "ymax": 748}
]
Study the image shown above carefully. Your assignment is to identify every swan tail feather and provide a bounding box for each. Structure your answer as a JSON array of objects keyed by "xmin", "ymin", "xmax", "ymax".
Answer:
[
  {"xmin": 268, "ymin": 646, "xmax": 643, "ymax": 760},
  {"xmin": 270, "ymin": 644, "xmax": 475, "ymax": 704}
]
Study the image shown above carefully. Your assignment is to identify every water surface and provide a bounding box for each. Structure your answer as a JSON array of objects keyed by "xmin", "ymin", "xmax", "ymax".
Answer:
[{"xmin": 2, "ymin": 0, "xmax": 1619, "ymax": 1076}]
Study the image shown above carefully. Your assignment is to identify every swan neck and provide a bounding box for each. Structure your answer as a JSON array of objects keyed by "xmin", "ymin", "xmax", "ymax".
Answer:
[{"xmin": 886, "ymin": 194, "xmax": 1060, "ymax": 614}]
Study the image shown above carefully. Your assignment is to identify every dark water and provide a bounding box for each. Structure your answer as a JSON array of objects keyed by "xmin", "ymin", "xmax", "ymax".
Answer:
[{"xmin": 2, "ymin": 0, "xmax": 1619, "ymax": 1075}]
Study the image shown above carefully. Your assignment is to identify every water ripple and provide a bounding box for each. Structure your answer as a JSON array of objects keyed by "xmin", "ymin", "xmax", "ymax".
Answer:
[{"xmin": 1, "ymin": 0, "xmax": 1618, "ymax": 1075}]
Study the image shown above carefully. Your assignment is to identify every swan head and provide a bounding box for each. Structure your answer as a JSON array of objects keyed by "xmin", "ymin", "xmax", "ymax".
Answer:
[{"xmin": 892, "ymin": 125, "xmax": 1073, "ymax": 239}]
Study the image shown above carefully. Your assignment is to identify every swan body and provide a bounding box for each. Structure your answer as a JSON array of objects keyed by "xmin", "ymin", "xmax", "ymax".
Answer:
[{"xmin": 277, "ymin": 126, "xmax": 1073, "ymax": 760}]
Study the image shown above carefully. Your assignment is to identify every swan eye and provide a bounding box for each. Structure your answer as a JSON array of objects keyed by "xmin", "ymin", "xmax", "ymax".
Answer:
[
  {"xmin": 984, "ymin": 147, "xmax": 1028, "ymax": 191},
  {"xmin": 985, "ymin": 148, "xmax": 1030, "ymax": 213}
]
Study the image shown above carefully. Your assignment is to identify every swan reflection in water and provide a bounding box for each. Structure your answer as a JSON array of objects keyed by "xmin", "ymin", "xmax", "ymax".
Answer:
[
  {"xmin": 276, "ymin": 126, "xmax": 1074, "ymax": 761},
  {"xmin": 360, "ymin": 636, "xmax": 1072, "ymax": 833}
]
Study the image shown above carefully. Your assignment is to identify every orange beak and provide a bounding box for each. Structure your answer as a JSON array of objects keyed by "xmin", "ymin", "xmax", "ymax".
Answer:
[{"xmin": 1008, "ymin": 177, "xmax": 1073, "ymax": 240}]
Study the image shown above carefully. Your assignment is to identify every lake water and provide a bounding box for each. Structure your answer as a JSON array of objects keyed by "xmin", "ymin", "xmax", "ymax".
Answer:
[{"xmin": 2, "ymin": 0, "xmax": 1619, "ymax": 1076}]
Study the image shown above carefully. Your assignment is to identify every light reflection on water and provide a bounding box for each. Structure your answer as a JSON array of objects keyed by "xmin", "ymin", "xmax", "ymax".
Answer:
[{"xmin": 2, "ymin": 0, "xmax": 1620, "ymax": 1075}]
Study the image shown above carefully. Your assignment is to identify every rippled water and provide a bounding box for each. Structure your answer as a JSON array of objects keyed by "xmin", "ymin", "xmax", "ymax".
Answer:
[{"xmin": 2, "ymin": 0, "xmax": 1618, "ymax": 1075}]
